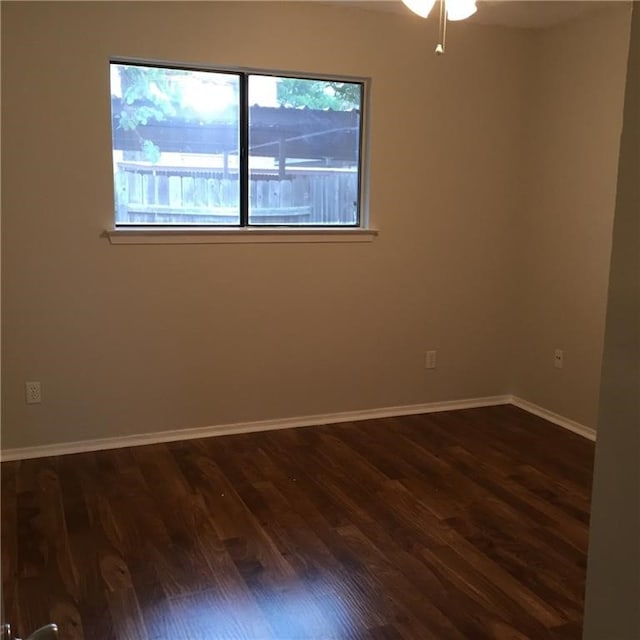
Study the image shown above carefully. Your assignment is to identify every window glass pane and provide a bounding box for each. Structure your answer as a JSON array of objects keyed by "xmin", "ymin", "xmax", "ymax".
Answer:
[
  {"xmin": 248, "ymin": 75, "xmax": 362, "ymax": 226},
  {"xmin": 111, "ymin": 64, "xmax": 240, "ymax": 226}
]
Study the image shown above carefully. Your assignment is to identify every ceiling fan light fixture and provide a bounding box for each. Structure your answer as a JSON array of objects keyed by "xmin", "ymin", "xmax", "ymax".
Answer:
[
  {"xmin": 401, "ymin": 0, "xmax": 437, "ymax": 19},
  {"xmin": 446, "ymin": 0, "xmax": 477, "ymax": 21}
]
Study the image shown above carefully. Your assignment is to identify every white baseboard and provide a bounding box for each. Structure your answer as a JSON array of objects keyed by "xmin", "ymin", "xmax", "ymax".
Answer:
[
  {"xmin": 510, "ymin": 396, "xmax": 597, "ymax": 441},
  {"xmin": 0, "ymin": 395, "xmax": 511, "ymax": 462},
  {"xmin": 0, "ymin": 393, "xmax": 595, "ymax": 462}
]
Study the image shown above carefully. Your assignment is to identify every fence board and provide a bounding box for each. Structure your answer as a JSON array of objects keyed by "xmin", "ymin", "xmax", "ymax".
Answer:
[
  {"xmin": 270, "ymin": 181, "xmax": 281, "ymax": 209},
  {"xmin": 280, "ymin": 180, "xmax": 292, "ymax": 208},
  {"xmin": 115, "ymin": 165, "xmax": 358, "ymax": 225},
  {"xmin": 169, "ymin": 176, "xmax": 182, "ymax": 207},
  {"xmin": 195, "ymin": 176, "xmax": 207, "ymax": 207}
]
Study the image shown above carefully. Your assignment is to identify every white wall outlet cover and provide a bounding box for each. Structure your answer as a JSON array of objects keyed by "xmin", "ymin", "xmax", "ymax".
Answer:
[{"xmin": 25, "ymin": 381, "xmax": 42, "ymax": 404}]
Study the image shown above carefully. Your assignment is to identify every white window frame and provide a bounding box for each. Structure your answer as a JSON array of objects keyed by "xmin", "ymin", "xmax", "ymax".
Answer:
[{"xmin": 105, "ymin": 59, "xmax": 375, "ymax": 245}]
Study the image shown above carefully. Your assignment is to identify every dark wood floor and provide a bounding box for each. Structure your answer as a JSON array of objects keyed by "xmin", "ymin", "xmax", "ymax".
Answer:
[{"xmin": 1, "ymin": 405, "xmax": 595, "ymax": 640}]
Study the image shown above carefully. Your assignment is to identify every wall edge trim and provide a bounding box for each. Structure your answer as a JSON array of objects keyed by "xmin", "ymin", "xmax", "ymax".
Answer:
[
  {"xmin": 0, "ymin": 394, "xmax": 595, "ymax": 461},
  {"xmin": 510, "ymin": 396, "xmax": 597, "ymax": 441},
  {"xmin": 1, "ymin": 396, "xmax": 510, "ymax": 461}
]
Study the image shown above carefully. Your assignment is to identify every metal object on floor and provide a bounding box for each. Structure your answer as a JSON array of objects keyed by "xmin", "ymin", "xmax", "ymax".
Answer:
[{"xmin": 1, "ymin": 624, "xmax": 58, "ymax": 640}]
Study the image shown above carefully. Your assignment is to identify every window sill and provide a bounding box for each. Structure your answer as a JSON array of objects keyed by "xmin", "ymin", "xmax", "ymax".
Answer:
[{"xmin": 104, "ymin": 227, "xmax": 379, "ymax": 245}]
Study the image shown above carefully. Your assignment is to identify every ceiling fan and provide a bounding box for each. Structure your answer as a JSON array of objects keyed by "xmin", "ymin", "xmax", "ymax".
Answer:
[{"xmin": 402, "ymin": 0, "xmax": 478, "ymax": 53}]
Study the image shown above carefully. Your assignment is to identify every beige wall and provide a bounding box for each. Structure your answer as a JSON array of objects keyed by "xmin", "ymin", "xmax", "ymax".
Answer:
[
  {"xmin": 584, "ymin": 2, "xmax": 640, "ymax": 637},
  {"xmin": 1, "ymin": 2, "xmax": 528, "ymax": 449},
  {"xmin": 513, "ymin": 4, "xmax": 632, "ymax": 428},
  {"xmin": 1, "ymin": 2, "xmax": 633, "ymax": 450}
]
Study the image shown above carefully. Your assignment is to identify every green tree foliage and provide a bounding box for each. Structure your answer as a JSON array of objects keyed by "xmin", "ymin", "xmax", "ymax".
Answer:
[
  {"xmin": 114, "ymin": 67, "xmax": 361, "ymax": 163},
  {"xmin": 277, "ymin": 78, "xmax": 360, "ymax": 110},
  {"xmin": 116, "ymin": 65, "xmax": 184, "ymax": 162}
]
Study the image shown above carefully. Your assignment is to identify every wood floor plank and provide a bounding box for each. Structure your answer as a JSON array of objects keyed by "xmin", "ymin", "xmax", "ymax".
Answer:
[
  {"xmin": 1, "ymin": 461, "xmax": 19, "ymax": 626},
  {"xmin": 258, "ymin": 425, "xmax": 562, "ymax": 637},
  {"xmin": 2, "ymin": 405, "xmax": 594, "ymax": 639}
]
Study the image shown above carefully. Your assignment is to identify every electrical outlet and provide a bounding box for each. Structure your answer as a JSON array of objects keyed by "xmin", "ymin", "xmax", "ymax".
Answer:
[
  {"xmin": 25, "ymin": 381, "xmax": 41, "ymax": 404},
  {"xmin": 554, "ymin": 349, "xmax": 564, "ymax": 369},
  {"xmin": 425, "ymin": 350, "xmax": 437, "ymax": 369}
]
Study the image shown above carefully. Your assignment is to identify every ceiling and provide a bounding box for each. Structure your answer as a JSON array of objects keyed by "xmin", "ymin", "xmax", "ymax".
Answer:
[{"xmin": 326, "ymin": 0, "xmax": 621, "ymax": 29}]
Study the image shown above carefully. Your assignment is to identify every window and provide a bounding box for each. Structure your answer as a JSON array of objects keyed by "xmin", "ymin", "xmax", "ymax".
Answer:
[{"xmin": 110, "ymin": 62, "xmax": 365, "ymax": 229}]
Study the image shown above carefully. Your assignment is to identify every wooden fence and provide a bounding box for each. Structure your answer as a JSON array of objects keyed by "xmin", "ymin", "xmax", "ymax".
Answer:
[{"xmin": 114, "ymin": 162, "xmax": 358, "ymax": 225}]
